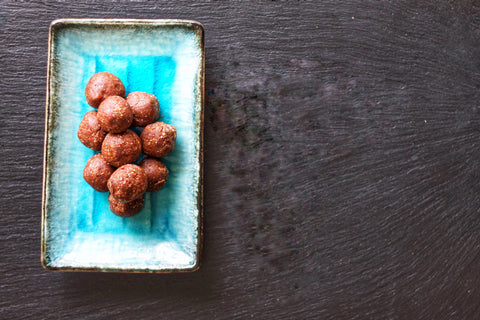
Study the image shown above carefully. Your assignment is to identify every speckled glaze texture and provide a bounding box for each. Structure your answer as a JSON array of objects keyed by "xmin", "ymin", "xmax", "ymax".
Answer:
[{"xmin": 42, "ymin": 19, "xmax": 204, "ymax": 272}]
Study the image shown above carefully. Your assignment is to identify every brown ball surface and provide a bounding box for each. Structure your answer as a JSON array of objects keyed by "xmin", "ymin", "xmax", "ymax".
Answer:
[
  {"xmin": 85, "ymin": 72, "xmax": 125, "ymax": 108},
  {"xmin": 107, "ymin": 164, "xmax": 148, "ymax": 202},
  {"xmin": 141, "ymin": 122, "xmax": 177, "ymax": 158},
  {"xmin": 126, "ymin": 92, "xmax": 160, "ymax": 127},
  {"xmin": 83, "ymin": 153, "xmax": 116, "ymax": 192},
  {"xmin": 108, "ymin": 193, "xmax": 144, "ymax": 217},
  {"xmin": 97, "ymin": 96, "xmax": 133, "ymax": 133},
  {"xmin": 139, "ymin": 157, "xmax": 169, "ymax": 192},
  {"xmin": 77, "ymin": 111, "xmax": 107, "ymax": 151},
  {"xmin": 101, "ymin": 130, "xmax": 142, "ymax": 167}
]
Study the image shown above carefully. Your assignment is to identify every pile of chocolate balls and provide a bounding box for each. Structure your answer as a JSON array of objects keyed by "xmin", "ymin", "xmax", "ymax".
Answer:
[{"xmin": 78, "ymin": 72, "xmax": 177, "ymax": 217}]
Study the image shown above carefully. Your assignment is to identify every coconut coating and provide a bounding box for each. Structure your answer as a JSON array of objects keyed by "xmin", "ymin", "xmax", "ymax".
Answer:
[
  {"xmin": 139, "ymin": 157, "xmax": 169, "ymax": 192},
  {"xmin": 101, "ymin": 129, "xmax": 142, "ymax": 167},
  {"xmin": 83, "ymin": 153, "xmax": 116, "ymax": 192},
  {"xmin": 126, "ymin": 92, "xmax": 160, "ymax": 127},
  {"xmin": 97, "ymin": 96, "xmax": 133, "ymax": 133},
  {"xmin": 77, "ymin": 111, "xmax": 107, "ymax": 151},
  {"xmin": 140, "ymin": 122, "xmax": 177, "ymax": 158},
  {"xmin": 107, "ymin": 164, "xmax": 148, "ymax": 202},
  {"xmin": 108, "ymin": 194, "xmax": 144, "ymax": 217},
  {"xmin": 85, "ymin": 72, "xmax": 125, "ymax": 108}
]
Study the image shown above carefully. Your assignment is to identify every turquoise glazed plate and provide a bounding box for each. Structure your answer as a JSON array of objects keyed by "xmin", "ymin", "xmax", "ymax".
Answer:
[{"xmin": 42, "ymin": 19, "xmax": 204, "ymax": 272}]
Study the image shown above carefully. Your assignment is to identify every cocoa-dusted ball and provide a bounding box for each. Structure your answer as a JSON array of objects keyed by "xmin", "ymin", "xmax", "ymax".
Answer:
[
  {"xmin": 108, "ymin": 194, "xmax": 144, "ymax": 217},
  {"xmin": 107, "ymin": 164, "xmax": 147, "ymax": 202},
  {"xmin": 101, "ymin": 129, "xmax": 142, "ymax": 167},
  {"xmin": 85, "ymin": 72, "xmax": 125, "ymax": 108},
  {"xmin": 126, "ymin": 92, "xmax": 160, "ymax": 127},
  {"xmin": 97, "ymin": 96, "xmax": 133, "ymax": 133},
  {"xmin": 83, "ymin": 153, "xmax": 116, "ymax": 192},
  {"xmin": 139, "ymin": 157, "xmax": 169, "ymax": 192},
  {"xmin": 140, "ymin": 122, "xmax": 177, "ymax": 158},
  {"xmin": 77, "ymin": 111, "xmax": 107, "ymax": 151}
]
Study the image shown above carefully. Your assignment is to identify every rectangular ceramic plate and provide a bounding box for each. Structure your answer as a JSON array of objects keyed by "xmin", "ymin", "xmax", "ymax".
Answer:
[{"xmin": 42, "ymin": 19, "xmax": 204, "ymax": 272}]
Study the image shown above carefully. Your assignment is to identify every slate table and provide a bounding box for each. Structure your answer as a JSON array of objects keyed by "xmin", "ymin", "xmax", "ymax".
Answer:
[{"xmin": 1, "ymin": 1, "xmax": 480, "ymax": 319}]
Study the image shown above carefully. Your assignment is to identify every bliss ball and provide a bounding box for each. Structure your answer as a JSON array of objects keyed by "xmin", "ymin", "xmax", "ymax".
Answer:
[
  {"xmin": 107, "ymin": 164, "xmax": 147, "ymax": 202},
  {"xmin": 101, "ymin": 129, "xmax": 142, "ymax": 167},
  {"xmin": 77, "ymin": 110, "xmax": 107, "ymax": 151},
  {"xmin": 97, "ymin": 96, "xmax": 133, "ymax": 133},
  {"xmin": 108, "ymin": 193, "xmax": 144, "ymax": 217},
  {"xmin": 141, "ymin": 122, "xmax": 177, "ymax": 158},
  {"xmin": 85, "ymin": 72, "xmax": 125, "ymax": 108},
  {"xmin": 83, "ymin": 153, "xmax": 116, "ymax": 192},
  {"xmin": 126, "ymin": 92, "xmax": 160, "ymax": 127},
  {"xmin": 139, "ymin": 157, "xmax": 169, "ymax": 192}
]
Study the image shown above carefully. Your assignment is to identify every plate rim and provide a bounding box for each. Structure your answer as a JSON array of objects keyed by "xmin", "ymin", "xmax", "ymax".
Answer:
[{"xmin": 41, "ymin": 18, "xmax": 205, "ymax": 273}]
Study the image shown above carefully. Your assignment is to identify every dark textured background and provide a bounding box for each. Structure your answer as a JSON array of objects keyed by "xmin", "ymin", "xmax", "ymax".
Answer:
[{"xmin": 1, "ymin": 1, "xmax": 480, "ymax": 319}]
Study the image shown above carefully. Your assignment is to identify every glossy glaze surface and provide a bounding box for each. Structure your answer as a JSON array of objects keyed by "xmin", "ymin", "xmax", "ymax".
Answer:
[{"xmin": 43, "ymin": 19, "xmax": 204, "ymax": 272}]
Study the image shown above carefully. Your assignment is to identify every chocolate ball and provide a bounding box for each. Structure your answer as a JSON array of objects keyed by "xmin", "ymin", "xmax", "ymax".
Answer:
[
  {"xmin": 108, "ymin": 193, "xmax": 144, "ymax": 217},
  {"xmin": 139, "ymin": 157, "xmax": 169, "ymax": 192},
  {"xmin": 126, "ymin": 92, "xmax": 160, "ymax": 127},
  {"xmin": 97, "ymin": 96, "xmax": 133, "ymax": 133},
  {"xmin": 107, "ymin": 164, "xmax": 148, "ymax": 202},
  {"xmin": 77, "ymin": 111, "xmax": 107, "ymax": 151},
  {"xmin": 140, "ymin": 122, "xmax": 177, "ymax": 158},
  {"xmin": 85, "ymin": 72, "xmax": 125, "ymax": 108},
  {"xmin": 101, "ymin": 129, "xmax": 142, "ymax": 167},
  {"xmin": 83, "ymin": 153, "xmax": 116, "ymax": 192}
]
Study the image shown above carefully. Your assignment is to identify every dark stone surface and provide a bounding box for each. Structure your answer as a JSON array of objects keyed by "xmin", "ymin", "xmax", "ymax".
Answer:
[{"xmin": 1, "ymin": 1, "xmax": 480, "ymax": 319}]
